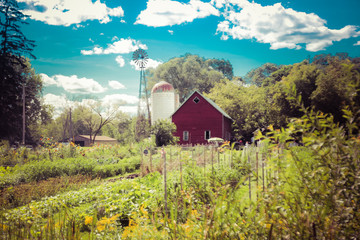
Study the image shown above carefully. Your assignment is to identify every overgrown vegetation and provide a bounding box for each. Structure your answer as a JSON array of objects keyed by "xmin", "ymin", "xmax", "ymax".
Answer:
[{"xmin": 1, "ymin": 84, "xmax": 359, "ymax": 238}]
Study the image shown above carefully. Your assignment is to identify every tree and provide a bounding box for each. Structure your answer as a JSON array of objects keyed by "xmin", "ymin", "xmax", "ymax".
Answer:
[
  {"xmin": 0, "ymin": 0, "xmax": 35, "ymax": 63},
  {"xmin": 135, "ymin": 114, "xmax": 150, "ymax": 142},
  {"xmin": 205, "ymin": 58, "xmax": 233, "ymax": 80},
  {"xmin": 151, "ymin": 119, "xmax": 177, "ymax": 146},
  {"xmin": 0, "ymin": 0, "xmax": 36, "ymax": 142},
  {"xmin": 262, "ymin": 65, "xmax": 293, "ymax": 87},
  {"xmin": 265, "ymin": 55, "xmax": 360, "ymax": 128},
  {"xmin": 244, "ymin": 63, "xmax": 282, "ymax": 86},
  {"xmin": 80, "ymin": 101, "xmax": 121, "ymax": 144},
  {"xmin": 147, "ymin": 54, "xmax": 230, "ymax": 102},
  {"xmin": 0, "ymin": 59, "xmax": 51, "ymax": 144},
  {"xmin": 310, "ymin": 58, "xmax": 360, "ymax": 124},
  {"xmin": 206, "ymin": 80, "xmax": 270, "ymax": 141}
]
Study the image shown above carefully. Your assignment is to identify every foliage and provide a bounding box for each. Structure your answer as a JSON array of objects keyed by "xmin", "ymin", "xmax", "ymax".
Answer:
[
  {"xmin": 0, "ymin": 0, "xmax": 39, "ymax": 143},
  {"xmin": 151, "ymin": 119, "xmax": 178, "ymax": 146},
  {"xmin": 206, "ymin": 79, "xmax": 270, "ymax": 141},
  {"xmin": 264, "ymin": 56, "xmax": 360, "ymax": 129},
  {"xmin": 135, "ymin": 114, "xmax": 151, "ymax": 142},
  {"xmin": 0, "ymin": 175, "xmax": 93, "ymax": 209},
  {"xmin": 0, "ymin": 59, "xmax": 50, "ymax": 144},
  {"xmin": 244, "ymin": 62, "xmax": 282, "ymax": 86},
  {"xmin": 205, "ymin": 58, "xmax": 234, "ymax": 80},
  {"xmin": 254, "ymin": 76, "xmax": 360, "ymax": 238},
  {"xmin": 0, "ymin": 142, "xmax": 141, "ymax": 190},
  {"xmin": 147, "ymin": 54, "xmax": 230, "ymax": 102}
]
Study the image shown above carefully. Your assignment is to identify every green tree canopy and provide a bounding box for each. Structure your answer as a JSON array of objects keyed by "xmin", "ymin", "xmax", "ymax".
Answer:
[
  {"xmin": 147, "ymin": 54, "xmax": 231, "ymax": 102},
  {"xmin": 0, "ymin": 59, "xmax": 51, "ymax": 144},
  {"xmin": 263, "ymin": 55, "xmax": 360, "ymax": 130},
  {"xmin": 244, "ymin": 63, "xmax": 282, "ymax": 86},
  {"xmin": 151, "ymin": 119, "xmax": 177, "ymax": 147},
  {"xmin": 206, "ymin": 79, "xmax": 270, "ymax": 141},
  {"xmin": 0, "ymin": 0, "xmax": 37, "ymax": 143}
]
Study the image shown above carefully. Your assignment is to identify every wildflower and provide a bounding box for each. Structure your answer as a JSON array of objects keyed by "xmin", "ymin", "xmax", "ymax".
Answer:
[
  {"xmin": 0, "ymin": 224, "xmax": 8, "ymax": 231},
  {"xmin": 97, "ymin": 223, "xmax": 106, "ymax": 232},
  {"xmin": 96, "ymin": 214, "xmax": 119, "ymax": 232},
  {"xmin": 140, "ymin": 206, "xmax": 148, "ymax": 217},
  {"xmin": 84, "ymin": 216, "xmax": 93, "ymax": 225}
]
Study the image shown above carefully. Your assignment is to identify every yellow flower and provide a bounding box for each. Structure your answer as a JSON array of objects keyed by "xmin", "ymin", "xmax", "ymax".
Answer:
[
  {"xmin": 140, "ymin": 206, "xmax": 148, "ymax": 217},
  {"xmin": 96, "ymin": 223, "xmax": 106, "ymax": 232},
  {"xmin": 84, "ymin": 216, "xmax": 93, "ymax": 225},
  {"xmin": 109, "ymin": 214, "xmax": 119, "ymax": 222},
  {"xmin": 0, "ymin": 224, "xmax": 8, "ymax": 231}
]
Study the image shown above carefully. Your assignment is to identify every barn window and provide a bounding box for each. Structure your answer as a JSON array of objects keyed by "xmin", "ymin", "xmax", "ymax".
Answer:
[
  {"xmin": 204, "ymin": 130, "xmax": 211, "ymax": 140},
  {"xmin": 193, "ymin": 97, "xmax": 200, "ymax": 104},
  {"xmin": 183, "ymin": 131, "xmax": 189, "ymax": 141}
]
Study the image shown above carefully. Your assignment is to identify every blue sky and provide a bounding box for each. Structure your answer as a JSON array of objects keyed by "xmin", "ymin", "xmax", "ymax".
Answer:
[{"xmin": 18, "ymin": 0, "xmax": 360, "ymax": 116}]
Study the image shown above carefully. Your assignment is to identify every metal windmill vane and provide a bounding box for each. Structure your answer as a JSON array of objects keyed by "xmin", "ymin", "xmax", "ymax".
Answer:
[
  {"xmin": 132, "ymin": 49, "xmax": 148, "ymax": 69},
  {"xmin": 132, "ymin": 49, "xmax": 151, "ymax": 123}
]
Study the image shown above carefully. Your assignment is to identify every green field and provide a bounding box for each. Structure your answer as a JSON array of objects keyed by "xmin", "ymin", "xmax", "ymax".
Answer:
[{"xmin": 1, "ymin": 107, "xmax": 360, "ymax": 239}]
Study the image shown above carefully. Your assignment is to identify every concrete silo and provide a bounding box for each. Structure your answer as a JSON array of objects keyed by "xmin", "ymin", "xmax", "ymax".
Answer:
[{"xmin": 151, "ymin": 81, "xmax": 179, "ymax": 125}]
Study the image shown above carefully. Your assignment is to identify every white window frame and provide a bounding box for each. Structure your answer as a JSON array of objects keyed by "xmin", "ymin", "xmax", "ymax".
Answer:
[
  {"xmin": 193, "ymin": 96, "xmax": 200, "ymax": 104},
  {"xmin": 204, "ymin": 130, "xmax": 211, "ymax": 140},
  {"xmin": 183, "ymin": 131, "xmax": 189, "ymax": 141}
]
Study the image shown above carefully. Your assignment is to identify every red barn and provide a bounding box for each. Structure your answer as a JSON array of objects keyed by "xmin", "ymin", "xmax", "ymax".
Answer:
[{"xmin": 171, "ymin": 91, "xmax": 232, "ymax": 145}]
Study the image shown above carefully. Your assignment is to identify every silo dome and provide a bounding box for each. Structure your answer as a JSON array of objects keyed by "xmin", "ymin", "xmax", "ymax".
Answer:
[
  {"xmin": 151, "ymin": 81, "xmax": 178, "ymax": 125},
  {"xmin": 151, "ymin": 81, "xmax": 174, "ymax": 93}
]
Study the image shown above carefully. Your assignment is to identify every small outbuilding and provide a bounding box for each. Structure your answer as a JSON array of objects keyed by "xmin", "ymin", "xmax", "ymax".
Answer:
[
  {"xmin": 74, "ymin": 135, "xmax": 117, "ymax": 147},
  {"xmin": 171, "ymin": 91, "xmax": 232, "ymax": 145}
]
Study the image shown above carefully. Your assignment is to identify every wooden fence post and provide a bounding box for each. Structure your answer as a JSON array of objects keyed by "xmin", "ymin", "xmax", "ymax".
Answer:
[
  {"xmin": 162, "ymin": 148, "xmax": 168, "ymax": 215},
  {"xmin": 230, "ymin": 148, "xmax": 233, "ymax": 169},
  {"xmin": 256, "ymin": 151, "xmax": 259, "ymax": 200},
  {"xmin": 140, "ymin": 145, "xmax": 143, "ymax": 176},
  {"xmin": 149, "ymin": 145, "xmax": 153, "ymax": 172},
  {"xmin": 203, "ymin": 145, "xmax": 206, "ymax": 189},
  {"xmin": 179, "ymin": 150, "xmax": 183, "ymax": 191},
  {"xmin": 248, "ymin": 155, "xmax": 251, "ymax": 201},
  {"xmin": 262, "ymin": 153, "xmax": 265, "ymax": 192}
]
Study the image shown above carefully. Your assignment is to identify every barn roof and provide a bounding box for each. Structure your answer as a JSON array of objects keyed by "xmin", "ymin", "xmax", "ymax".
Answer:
[{"xmin": 171, "ymin": 90, "xmax": 232, "ymax": 120}]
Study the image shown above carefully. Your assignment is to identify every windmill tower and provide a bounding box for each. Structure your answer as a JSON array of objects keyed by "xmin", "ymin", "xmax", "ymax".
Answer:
[
  {"xmin": 132, "ymin": 49, "xmax": 151, "ymax": 122},
  {"xmin": 132, "ymin": 49, "xmax": 151, "ymax": 140}
]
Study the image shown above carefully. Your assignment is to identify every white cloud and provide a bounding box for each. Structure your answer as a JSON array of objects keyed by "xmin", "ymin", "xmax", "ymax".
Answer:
[
  {"xmin": 18, "ymin": 0, "xmax": 124, "ymax": 26},
  {"xmin": 130, "ymin": 58, "xmax": 163, "ymax": 70},
  {"xmin": 81, "ymin": 38, "xmax": 148, "ymax": 55},
  {"xmin": 214, "ymin": 0, "xmax": 360, "ymax": 51},
  {"xmin": 41, "ymin": 73, "xmax": 57, "ymax": 86},
  {"xmin": 102, "ymin": 94, "xmax": 138, "ymax": 106},
  {"xmin": 42, "ymin": 93, "xmax": 75, "ymax": 118},
  {"xmin": 102, "ymin": 94, "xmax": 139, "ymax": 116},
  {"xmin": 43, "ymin": 93, "xmax": 139, "ymax": 118},
  {"xmin": 355, "ymin": 41, "xmax": 360, "ymax": 46},
  {"xmin": 115, "ymin": 56, "xmax": 126, "ymax": 67},
  {"xmin": 135, "ymin": 0, "xmax": 219, "ymax": 27},
  {"xmin": 112, "ymin": 36, "xmax": 119, "ymax": 42},
  {"xmin": 119, "ymin": 105, "xmax": 137, "ymax": 115},
  {"xmin": 40, "ymin": 73, "xmax": 106, "ymax": 93},
  {"xmin": 108, "ymin": 80, "xmax": 126, "ymax": 89}
]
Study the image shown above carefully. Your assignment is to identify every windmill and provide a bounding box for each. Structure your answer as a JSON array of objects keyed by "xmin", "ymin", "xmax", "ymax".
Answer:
[{"xmin": 132, "ymin": 49, "xmax": 151, "ymax": 139}]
